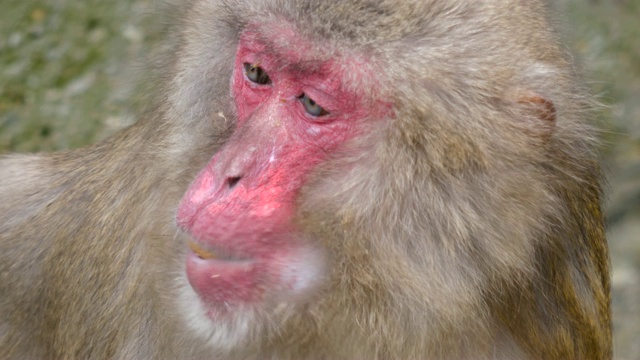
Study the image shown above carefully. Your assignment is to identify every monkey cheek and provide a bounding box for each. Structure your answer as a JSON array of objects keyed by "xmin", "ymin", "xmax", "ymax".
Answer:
[{"xmin": 275, "ymin": 244, "xmax": 329, "ymax": 303}]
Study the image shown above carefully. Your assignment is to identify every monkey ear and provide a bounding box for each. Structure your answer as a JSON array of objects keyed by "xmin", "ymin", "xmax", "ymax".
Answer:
[{"xmin": 514, "ymin": 90, "xmax": 556, "ymax": 141}]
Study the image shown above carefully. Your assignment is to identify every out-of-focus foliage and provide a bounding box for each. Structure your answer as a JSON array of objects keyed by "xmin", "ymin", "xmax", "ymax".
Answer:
[{"xmin": 0, "ymin": 0, "xmax": 158, "ymax": 152}]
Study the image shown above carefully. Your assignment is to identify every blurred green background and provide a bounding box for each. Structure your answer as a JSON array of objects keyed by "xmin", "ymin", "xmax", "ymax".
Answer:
[{"xmin": 0, "ymin": 0, "xmax": 638, "ymax": 358}]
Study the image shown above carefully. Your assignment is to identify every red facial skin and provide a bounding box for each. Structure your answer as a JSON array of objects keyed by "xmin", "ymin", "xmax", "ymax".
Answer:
[{"xmin": 176, "ymin": 28, "xmax": 383, "ymax": 316}]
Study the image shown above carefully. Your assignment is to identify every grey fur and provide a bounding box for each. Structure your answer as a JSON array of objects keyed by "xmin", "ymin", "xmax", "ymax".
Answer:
[{"xmin": 0, "ymin": 1, "xmax": 610, "ymax": 359}]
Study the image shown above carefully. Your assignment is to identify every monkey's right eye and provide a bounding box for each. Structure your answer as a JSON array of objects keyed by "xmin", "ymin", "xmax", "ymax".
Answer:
[{"xmin": 243, "ymin": 63, "xmax": 271, "ymax": 85}]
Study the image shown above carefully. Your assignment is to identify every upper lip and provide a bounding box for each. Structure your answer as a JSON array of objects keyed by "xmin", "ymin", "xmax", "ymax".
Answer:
[{"xmin": 187, "ymin": 241, "xmax": 251, "ymax": 262}]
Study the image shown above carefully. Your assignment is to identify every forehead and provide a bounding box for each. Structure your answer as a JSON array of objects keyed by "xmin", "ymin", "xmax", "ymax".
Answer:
[
  {"xmin": 239, "ymin": 21, "xmax": 382, "ymax": 94},
  {"xmin": 240, "ymin": 22, "xmax": 336, "ymax": 70}
]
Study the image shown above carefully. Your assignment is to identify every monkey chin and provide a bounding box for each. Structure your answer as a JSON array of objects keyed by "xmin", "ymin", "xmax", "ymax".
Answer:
[
  {"xmin": 177, "ymin": 276, "xmax": 262, "ymax": 353},
  {"xmin": 177, "ymin": 235, "xmax": 328, "ymax": 350}
]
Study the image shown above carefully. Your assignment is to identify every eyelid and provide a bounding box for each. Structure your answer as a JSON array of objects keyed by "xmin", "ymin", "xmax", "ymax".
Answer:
[{"xmin": 298, "ymin": 93, "xmax": 330, "ymax": 117}]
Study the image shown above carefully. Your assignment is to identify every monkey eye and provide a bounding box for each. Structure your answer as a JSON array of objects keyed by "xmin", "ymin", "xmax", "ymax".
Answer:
[
  {"xmin": 243, "ymin": 63, "xmax": 271, "ymax": 85},
  {"xmin": 298, "ymin": 93, "xmax": 329, "ymax": 117}
]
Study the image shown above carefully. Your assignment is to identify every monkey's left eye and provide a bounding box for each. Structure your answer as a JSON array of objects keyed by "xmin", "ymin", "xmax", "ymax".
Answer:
[
  {"xmin": 243, "ymin": 63, "xmax": 271, "ymax": 85},
  {"xmin": 298, "ymin": 93, "xmax": 329, "ymax": 117}
]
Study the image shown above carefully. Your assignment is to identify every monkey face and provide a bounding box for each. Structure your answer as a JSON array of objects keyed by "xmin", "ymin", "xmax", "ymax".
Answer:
[{"xmin": 175, "ymin": 26, "xmax": 388, "ymax": 322}]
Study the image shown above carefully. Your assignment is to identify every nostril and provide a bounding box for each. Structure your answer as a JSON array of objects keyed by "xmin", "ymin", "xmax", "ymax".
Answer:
[{"xmin": 227, "ymin": 176, "xmax": 241, "ymax": 189}]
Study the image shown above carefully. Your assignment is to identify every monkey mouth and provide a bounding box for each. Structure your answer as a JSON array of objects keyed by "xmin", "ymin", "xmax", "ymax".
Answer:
[
  {"xmin": 187, "ymin": 241, "xmax": 251, "ymax": 262},
  {"xmin": 185, "ymin": 239, "xmax": 262, "ymax": 309},
  {"xmin": 188, "ymin": 241, "xmax": 218, "ymax": 260}
]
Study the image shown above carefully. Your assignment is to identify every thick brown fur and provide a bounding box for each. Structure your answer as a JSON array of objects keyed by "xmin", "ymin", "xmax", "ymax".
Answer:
[{"xmin": 0, "ymin": 1, "xmax": 611, "ymax": 359}]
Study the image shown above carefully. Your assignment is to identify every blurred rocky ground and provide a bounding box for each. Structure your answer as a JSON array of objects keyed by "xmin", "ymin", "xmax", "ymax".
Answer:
[
  {"xmin": 1, "ymin": 0, "xmax": 638, "ymax": 358},
  {"xmin": 560, "ymin": 1, "xmax": 640, "ymax": 358}
]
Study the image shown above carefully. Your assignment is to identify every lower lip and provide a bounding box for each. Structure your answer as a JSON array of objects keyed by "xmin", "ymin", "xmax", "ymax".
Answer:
[{"xmin": 185, "ymin": 250, "xmax": 264, "ymax": 307}]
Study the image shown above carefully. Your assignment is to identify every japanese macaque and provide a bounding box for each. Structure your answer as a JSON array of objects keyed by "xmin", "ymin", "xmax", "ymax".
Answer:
[{"xmin": 0, "ymin": 1, "xmax": 611, "ymax": 359}]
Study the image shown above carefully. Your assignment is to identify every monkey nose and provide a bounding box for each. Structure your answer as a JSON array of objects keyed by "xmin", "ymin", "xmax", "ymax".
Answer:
[{"xmin": 226, "ymin": 176, "xmax": 242, "ymax": 189}]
